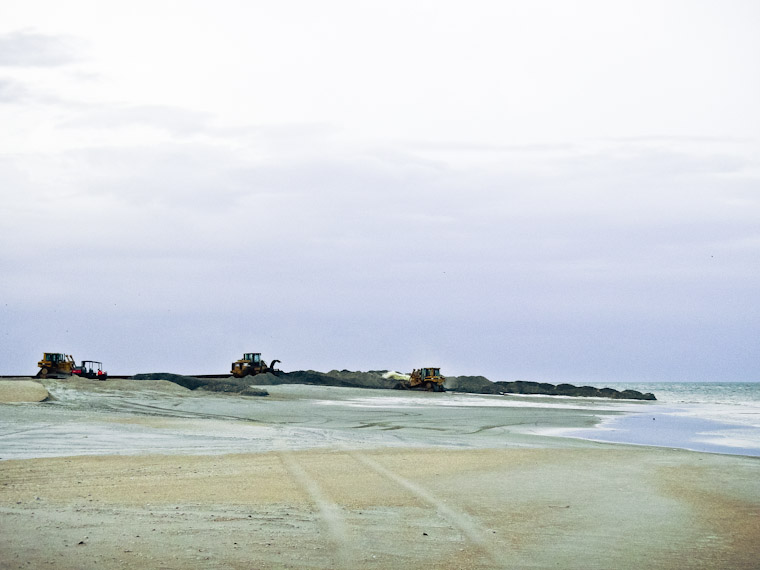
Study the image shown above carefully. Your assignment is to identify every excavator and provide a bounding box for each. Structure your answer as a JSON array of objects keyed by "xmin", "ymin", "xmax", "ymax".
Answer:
[
  {"xmin": 393, "ymin": 367, "xmax": 446, "ymax": 392},
  {"xmin": 35, "ymin": 353, "xmax": 75, "ymax": 378},
  {"xmin": 230, "ymin": 352, "xmax": 280, "ymax": 378}
]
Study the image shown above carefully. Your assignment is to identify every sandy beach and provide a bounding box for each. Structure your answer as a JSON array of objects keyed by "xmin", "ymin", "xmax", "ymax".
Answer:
[{"xmin": 1, "ymin": 378, "xmax": 759, "ymax": 569}]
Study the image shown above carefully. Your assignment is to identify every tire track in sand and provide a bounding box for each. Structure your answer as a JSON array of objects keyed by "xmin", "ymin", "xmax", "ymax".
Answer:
[
  {"xmin": 350, "ymin": 451, "xmax": 505, "ymax": 568},
  {"xmin": 278, "ymin": 451, "xmax": 354, "ymax": 569}
]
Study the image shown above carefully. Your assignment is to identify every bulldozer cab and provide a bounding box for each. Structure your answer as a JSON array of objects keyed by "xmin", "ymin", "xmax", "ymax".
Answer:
[
  {"xmin": 422, "ymin": 368, "xmax": 440, "ymax": 378},
  {"xmin": 243, "ymin": 353, "xmax": 261, "ymax": 363},
  {"xmin": 44, "ymin": 353, "xmax": 67, "ymax": 363}
]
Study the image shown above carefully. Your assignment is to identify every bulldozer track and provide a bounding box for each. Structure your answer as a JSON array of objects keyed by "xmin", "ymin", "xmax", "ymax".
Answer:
[
  {"xmin": 278, "ymin": 451, "xmax": 355, "ymax": 569},
  {"xmin": 88, "ymin": 398, "xmax": 264, "ymax": 424},
  {"xmin": 349, "ymin": 451, "xmax": 505, "ymax": 568},
  {"xmin": 275, "ymin": 450, "xmax": 506, "ymax": 569},
  {"xmin": 0, "ymin": 425, "xmax": 55, "ymax": 438}
]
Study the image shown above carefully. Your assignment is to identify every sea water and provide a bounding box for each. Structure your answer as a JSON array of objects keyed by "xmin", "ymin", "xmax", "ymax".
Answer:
[{"xmin": 568, "ymin": 382, "xmax": 760, "ymax": 457}]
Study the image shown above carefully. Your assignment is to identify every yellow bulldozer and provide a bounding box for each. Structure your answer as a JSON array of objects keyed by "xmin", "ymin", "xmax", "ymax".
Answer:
[
  {"xmin": 393, "ymin": 367, "xmax": 446, "ymax": 392},
  {"xmin": 231, "ymin": 352, "xmax": 280, "ymax": 378},
  {"xmin": 35, "ymin": 353, "xmax": 75, "ymax": 378}
]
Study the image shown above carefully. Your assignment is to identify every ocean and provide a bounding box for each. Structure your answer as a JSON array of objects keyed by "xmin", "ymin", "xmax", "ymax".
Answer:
[{"xmin": 566, "ymin": 382, "xmax": 760, "ymax": 457}]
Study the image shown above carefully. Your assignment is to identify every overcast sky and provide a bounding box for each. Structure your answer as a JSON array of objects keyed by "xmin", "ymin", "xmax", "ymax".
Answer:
[{"xmin": 1, "ymin": 0, "xmax": 759, "ymax": 382}]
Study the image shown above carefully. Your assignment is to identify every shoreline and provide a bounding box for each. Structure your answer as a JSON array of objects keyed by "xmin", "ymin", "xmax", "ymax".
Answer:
[{"xmin": 558, "ymin": 406, "xmax": 760, "ymax": 457}]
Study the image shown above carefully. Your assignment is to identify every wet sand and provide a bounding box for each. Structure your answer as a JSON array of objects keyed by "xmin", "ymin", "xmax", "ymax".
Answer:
[{"xmin": 1, "ymin": 378, "xmax": 759, "ymax": 569}]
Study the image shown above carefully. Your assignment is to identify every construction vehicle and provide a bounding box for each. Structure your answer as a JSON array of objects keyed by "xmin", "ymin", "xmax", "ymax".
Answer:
[
  {"xmin": 35, "ymin": 353, "xmax": 75, "ymax": 378},
  {"xmin": 72, "ymin": 360, "xmax": 107, "ymax": 380},
  {"xmin": 393, "ymin": 367, "xmax": 446, "ymax": 392},
  {"xmin": 231, "ymin": 352, "xmax": 280, "ymax": 378}
]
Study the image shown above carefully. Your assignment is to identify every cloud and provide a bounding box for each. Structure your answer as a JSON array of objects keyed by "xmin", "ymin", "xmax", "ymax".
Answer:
[
  {"xmin": 406, "ymin": 140, "xmax": 577, "ymax": 154},
  {"xmin": 60, "ymin": 104, "xmax": 255, "ymax": 137},
  {"xmin": 2, "ymin": 120, "xmax": 759, "ymax": 380},
  {"xmin": 0, "ymin": 78, "xmax": 28, "ymax": 103},
  {"xmin": 604, "ymin": 135, "xmax": 753, "ymax": 145},
  {"xmin": 0, "ymin": 30, "xmax": 85, "ymax": 67}
]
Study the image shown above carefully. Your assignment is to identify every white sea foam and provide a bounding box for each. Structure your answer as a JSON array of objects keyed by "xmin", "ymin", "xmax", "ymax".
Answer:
[
  {"xmin": 314, "ymin": 392, "xmax": 647, "ymax": 412},
  {"xmin": 561, "ymin": 382, "xmax": 760, "ymax": 456}
]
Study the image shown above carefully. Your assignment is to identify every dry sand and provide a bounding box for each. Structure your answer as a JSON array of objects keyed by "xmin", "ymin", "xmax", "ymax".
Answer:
[
  {"xmin": 0, "ymin": 380, "xmax": 49, "ymax": 403},
  {"xmin": 1, "ymin": 378, "xmax": 759, "ymax": 569}
]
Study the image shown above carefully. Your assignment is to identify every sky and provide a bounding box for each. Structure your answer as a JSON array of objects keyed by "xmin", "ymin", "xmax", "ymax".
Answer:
[{"xmin": 1, "ymin": 0, "xmax": 759, "ymax": 382}]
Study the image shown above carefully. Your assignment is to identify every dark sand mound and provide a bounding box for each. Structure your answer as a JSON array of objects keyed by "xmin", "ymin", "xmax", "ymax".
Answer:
[
  {"xmin": 447, "ymin": 376, "xmax": 656, "ymax": 400},
  {"xmin": 131, "ymin": 373, "xmax": 269, "ymax": 396},
  {"xmin": 248, "ymin": 369, "xmax": 398, "ymax": 390},
  {"xmin": 130, "ymin": 371, "xmax": 655, "ymax": 400}
]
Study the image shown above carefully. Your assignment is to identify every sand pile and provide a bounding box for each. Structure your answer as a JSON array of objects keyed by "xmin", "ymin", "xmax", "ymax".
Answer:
[
  {"xmin": 0, "ymin": 379, "xmax": 49, "ymax": 403},
  {"xmin": 129, "ymin": 370, "xmax": 655, "ymax": 400},
  {"xmin": 132, "ymin": 370, "xmax": 398, "ymax": 391},
  {"xmin": 447, "ymin": 375, "xmax": 656, "ymax": 400},
  {"xmin": 131, "ymin": 373, "xmax": 269, "ymax": 396},
  {"xmin": 253, "ymin": 369, "xmax": 398, "ymax": 389}
]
